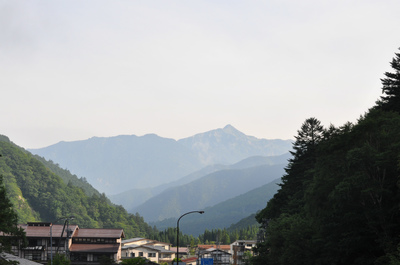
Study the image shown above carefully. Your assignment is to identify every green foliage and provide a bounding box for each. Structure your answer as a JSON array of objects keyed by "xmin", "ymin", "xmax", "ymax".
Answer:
[
  {"xmin": 172, "ymin": 257, "xmax": 182, "ymax": 263},
  {"xmin": 0, "ymin": 140, "xmax": 156, "ymax": 239},
  {"xmin": 98, "ymin": 255, "xmax": 116, "ymax": 265},
  {"xmin": 242, "ymin": 250, "xmax": 253, "ymax": 265},
  {"xmin": 254, "ymin": 108, "xmax": 400, "ymax": 264},
  {"xmin": 121, "ymin": 257, "xmax": 147, "ymax": 265},
  {"xmin": 378, "ymin": 47, "xmax": 400, "ymax": 113},
  {"xmin": 151, "ymin": 225, "xmax": 258, "ymax": 247},
  {"xmin": 52, "ymin": 254, "xmax": 70, "ymax": 265},
  {"xmin": 0, "ymin": 175, "xmax": 26, "ymax": 254}
]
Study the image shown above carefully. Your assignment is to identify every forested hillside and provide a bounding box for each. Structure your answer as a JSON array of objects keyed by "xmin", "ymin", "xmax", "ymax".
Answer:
[
  {"xmin": 253, "ymin": 48, "xmax": 400, "ymax": 264},
  {"xmin": 0, "ymin": 137, "xmax": 156, "ymax": 239}
]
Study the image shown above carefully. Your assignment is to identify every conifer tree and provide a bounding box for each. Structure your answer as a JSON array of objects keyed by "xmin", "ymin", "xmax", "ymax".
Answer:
[{"xmin": 379, "ymin": 47, "xmax": 400, "ymax": 112}]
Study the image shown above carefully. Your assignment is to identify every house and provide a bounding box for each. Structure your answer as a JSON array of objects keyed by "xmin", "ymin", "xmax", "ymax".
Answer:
[
  {"xmin": 230, "ymin": 240, "xmax": 257, "ymax": 265},
  {"xmin": 198, "ymin": 248, "xmax": 231, "ymax": 265},
  {"xmin": 2, "ymin": 222, "xmax": 125, "ymax": 265},
  {"xmin": 197, "ymin": 245, "xmax": 231, "ymax": 265},
  {"xmin": 121, "ymin": 237, "xmax": 174, "ymax": 264},
  {"xmin": 9, "ymin": 222, "xmax": 78, "ymax": 262},
  {"xmin": 197, "ymin": 244, "xmax": 231, "ymax": 253},
  {"xmin": 169, "ymin": 246, "xmax": 189, "ymax": 259},
  {"xmin": 69, "ymin": 228, "xmax": 125, "ymax": 263}
]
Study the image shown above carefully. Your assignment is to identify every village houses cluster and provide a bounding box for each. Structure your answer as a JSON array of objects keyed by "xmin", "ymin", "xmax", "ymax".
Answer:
[{"xmin": 1, "ymin": 222, "xmax": 256, "ymax": 265}]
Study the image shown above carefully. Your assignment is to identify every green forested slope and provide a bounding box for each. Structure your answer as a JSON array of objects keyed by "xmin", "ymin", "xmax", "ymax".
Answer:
[
  {"xmin": 253, "ymin": 48, "xmax": 400, "ymax": 265},
  {"xmin": 0, "ymin": 136, "xmax": 156, "ymax": 239}
]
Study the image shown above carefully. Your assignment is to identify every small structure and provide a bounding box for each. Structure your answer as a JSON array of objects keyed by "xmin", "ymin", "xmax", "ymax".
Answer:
[
  {"xmin": 197, "ymin": 245, "xmax": 231, "ymax": 265},
  {"xmin": 70, "ymin": 228, "xmax": 125, "ymax": 263},
  {"xmin": 121, "ymin": 237, "xmax": 174, "ymax": 264},
  {"xmin": 230, "ymin": 240, "xmax": 257, "ymax": 265},
  {"xmin": 170, "ymin": 246, "xmax": 188, "ymax": 259}
]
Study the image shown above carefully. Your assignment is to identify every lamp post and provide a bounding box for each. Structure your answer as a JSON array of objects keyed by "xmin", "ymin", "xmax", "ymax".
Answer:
[{"xmin": 176, "ymin": 211, "xmax": 204, "ymax": 265}]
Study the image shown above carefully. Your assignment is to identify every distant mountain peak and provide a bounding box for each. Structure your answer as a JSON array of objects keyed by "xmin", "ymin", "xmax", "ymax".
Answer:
[
  {"xmin": 223, "ymin": 124, "xmax": 235, "ymax": 130},
  {"xmin": 222, "ymin": 124, "xmax": 241, "ymax": 134}
]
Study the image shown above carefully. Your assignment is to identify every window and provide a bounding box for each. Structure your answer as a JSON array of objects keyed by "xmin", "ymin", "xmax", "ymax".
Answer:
[
  {"xmin": 131, "ymin": 253, "xmax": 135, "ymax": 257},
  {"xmin": 139, "ymin": 252, "xmax": 143, "ymax": 257},
  {"xmin": 148, "ymin": 253, "xmax": 156, "ymax": 258}
]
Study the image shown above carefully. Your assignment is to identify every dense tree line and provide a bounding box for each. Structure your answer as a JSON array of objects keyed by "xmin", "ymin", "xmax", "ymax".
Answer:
[
  {"xmin": 253, "ymin": 48, "xmax": 400, "ymax": 264},
  {"xmin": 149, "ymin": 225, "xmax": 259, "ymax": 247}
]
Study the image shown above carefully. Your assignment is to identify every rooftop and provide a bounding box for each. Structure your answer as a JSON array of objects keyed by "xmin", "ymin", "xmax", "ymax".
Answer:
[
  {"xmin": 74, "ymin": 228, "xmax": 125, "ymax": 238},
  {"xmin": 70, "ymin": 243, "xmax": 120, "ymax": 253},
  {"xmin": 121, "ymin": 237, "xmax": 145, "ymax": 244},
  {"xmin": 198, "ymin": 244, "xmax": 231, "ymax": 251},
  {"xmin": 19, "ymin": 224, "xmax": 78, "ymax": 238}
]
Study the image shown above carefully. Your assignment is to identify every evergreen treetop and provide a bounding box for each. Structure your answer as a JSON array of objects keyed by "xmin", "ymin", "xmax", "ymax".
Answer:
[{"xmin": 379, "ymin": 47, "xmax": 400, "ymax": 112}]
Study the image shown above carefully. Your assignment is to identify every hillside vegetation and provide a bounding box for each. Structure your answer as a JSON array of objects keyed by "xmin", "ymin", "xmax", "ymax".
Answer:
[{"xmin": 253, "ymin": 48, "xmax": 400, "ymax": 264}]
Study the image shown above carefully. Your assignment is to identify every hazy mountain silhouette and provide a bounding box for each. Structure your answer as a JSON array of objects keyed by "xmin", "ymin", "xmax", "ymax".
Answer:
[{"xmin": 29, "ymin": 125, "xmax": 292, "ymax": 194}]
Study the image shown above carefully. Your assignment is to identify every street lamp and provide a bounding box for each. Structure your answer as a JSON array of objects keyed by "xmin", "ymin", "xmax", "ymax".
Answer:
[{"xmin": 176, "ymin": 211, "xmax": 204, "ymax": 265}]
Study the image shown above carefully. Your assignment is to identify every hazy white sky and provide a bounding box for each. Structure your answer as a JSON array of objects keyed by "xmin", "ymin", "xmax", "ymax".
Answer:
[{"xmin": 1, "ymin": 0, "xmax": 400, "ymax": 149}]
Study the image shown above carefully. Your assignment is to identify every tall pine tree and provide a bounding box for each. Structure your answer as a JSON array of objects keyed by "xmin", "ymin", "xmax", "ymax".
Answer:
[{"xmin": 379, "ymin": 47, "xmax": 400, "ymax": 113}]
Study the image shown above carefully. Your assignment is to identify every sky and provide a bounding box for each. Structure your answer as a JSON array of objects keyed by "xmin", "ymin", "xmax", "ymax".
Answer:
[{"xmin": 1, "ymin": 0, "xmax": 400, "ymax": 149}]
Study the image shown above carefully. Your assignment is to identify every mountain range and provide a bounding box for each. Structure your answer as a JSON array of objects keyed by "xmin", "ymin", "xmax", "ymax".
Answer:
[{"xmin": 29, "ymin": 125, "xmax": 292, "ymax": 195}]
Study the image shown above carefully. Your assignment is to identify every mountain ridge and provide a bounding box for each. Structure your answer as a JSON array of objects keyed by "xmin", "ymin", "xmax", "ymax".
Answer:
[
  {"xmin": 150, "ymin": 177, "xmax": 282, "ymax": 236},
  {"xmin": 29, "ymin": 125, "xmax": 292, "ymax": 195},
  {"xmin": 110, "ymin": 153, "xmax": 290, "ymax": 213},
  {"xmin": 133, "ymin": 163, "xmax": 286, "ymax": 222}
]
